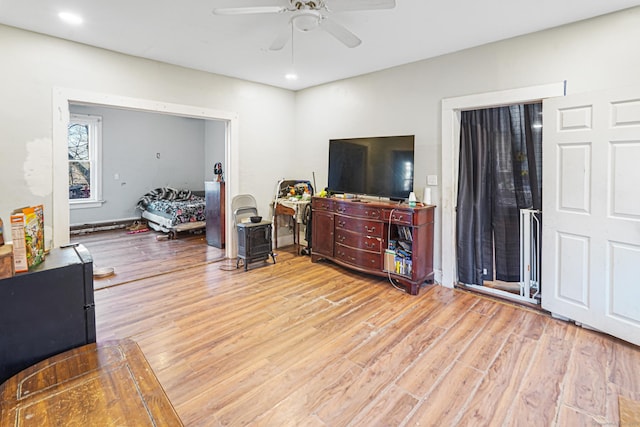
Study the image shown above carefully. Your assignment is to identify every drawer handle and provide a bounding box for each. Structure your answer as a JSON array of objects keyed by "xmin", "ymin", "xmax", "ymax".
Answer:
[
  {"xmin": 392, "ymin": 215, "xmax": 405, "ymax": 221},
  {"xmin": 337, "ymin": 220, "xmax": 346, "ymax": 227},
  {"xmin": 364, "ymin": 241, "xmax": 375, "ymax": 249},
  {"xmin": 337, "ymin": 250, "xmax": 355, "ymax": 262},
  {"xmin": 366, "ymin": 210, "xmax": 380, "ymax": 218},
  {"xmin": 337, "ymin": 207, "xmax": 346, "ymax": 213},
  {"xmin": 337, "ymin": 235, "xmax": 346, "ymax": 242},
  {"xmin": 364, "ymin": 226, "xmax": 376, "ymax": 233}
]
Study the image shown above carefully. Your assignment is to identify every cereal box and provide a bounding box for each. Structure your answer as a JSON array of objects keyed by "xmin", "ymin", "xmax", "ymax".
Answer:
[{"xmin": 11, "ymin": 205, "xmax": 45, "ymax": 272}]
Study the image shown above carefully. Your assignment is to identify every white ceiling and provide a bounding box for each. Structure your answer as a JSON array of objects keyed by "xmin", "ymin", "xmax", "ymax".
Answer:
[{"xmin": 1, "ymin": 0, "xmax": 639, "ymax": 91}]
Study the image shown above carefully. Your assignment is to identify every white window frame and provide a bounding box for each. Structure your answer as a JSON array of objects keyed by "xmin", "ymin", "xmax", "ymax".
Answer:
[{"xmin": 68, "ymin": 113, "xmax": 103, "ymax": 209}]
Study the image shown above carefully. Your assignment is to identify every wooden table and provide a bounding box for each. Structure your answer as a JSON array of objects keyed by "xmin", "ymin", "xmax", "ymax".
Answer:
[
  {"xmin": 273, "ymin": 200, "xmax": 309, "ymax": 255},
  {"xmin": 0, "ymin": 339, "xmax": 182, "ymax": 426}
]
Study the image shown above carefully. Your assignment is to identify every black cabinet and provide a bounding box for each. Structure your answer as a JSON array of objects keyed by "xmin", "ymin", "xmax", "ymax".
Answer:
[
  {"xmin": 236, "ymin": 222, "xmax": 276, "ymax": 271},
  {"xmin": 0, "ymin": 244, "xmax": 96, "ymax": 383},
  {"xmin": 205, "ymin": 181, "xmax": 225, "ymax": 248}
]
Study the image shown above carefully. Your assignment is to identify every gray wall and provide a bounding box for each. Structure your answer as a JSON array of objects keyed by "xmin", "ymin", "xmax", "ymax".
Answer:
[{"xmin": 69, "ymin": 105, "xmax": 222, "ymax": 225}]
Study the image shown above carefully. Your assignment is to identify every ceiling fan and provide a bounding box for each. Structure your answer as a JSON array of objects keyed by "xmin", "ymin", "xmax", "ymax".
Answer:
[{"xmin": 212, "ymin": 0, "xmax": 396, "ymax": 50}]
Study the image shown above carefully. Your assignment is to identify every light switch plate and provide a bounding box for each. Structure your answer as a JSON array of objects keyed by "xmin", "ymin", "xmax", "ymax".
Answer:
[{"xmin": 427, "ymin": 175, "xmax": 438, "ymax": 186}]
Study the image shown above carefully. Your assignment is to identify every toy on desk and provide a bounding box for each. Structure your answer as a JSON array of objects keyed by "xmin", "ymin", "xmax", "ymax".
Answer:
[
  {"xmin": 276, "ymin": 179, "xmax": 314, "ymax": 200},
  {"xmin": 214, "ymin": 162, "xmax": 223, "ymax": 182}
]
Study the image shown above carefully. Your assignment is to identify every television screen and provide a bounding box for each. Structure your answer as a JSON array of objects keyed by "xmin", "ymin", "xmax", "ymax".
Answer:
[{"xmin": 328, "ymin": 135, "xmax": 414, "ymax": 200}]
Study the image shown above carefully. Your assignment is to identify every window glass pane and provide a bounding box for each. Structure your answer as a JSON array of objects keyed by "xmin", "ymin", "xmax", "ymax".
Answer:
[
  {"xmin": 69, "ymin": 161, "xmax": 91, "ymax": 199},
  {"xmin": 68, "ymin": 123, "xmax": 90, "ymax": 161}
]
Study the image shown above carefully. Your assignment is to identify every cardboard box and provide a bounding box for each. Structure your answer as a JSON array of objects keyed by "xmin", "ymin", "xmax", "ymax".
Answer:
[
  {"xmin": 383, "ymin": 249, "xmax": 395, "ymax": 273},
  {"xmin": 0, "ymin": 244, "xmax": 14, "ymax": 279},
  {"xmin": 11, "ymin": 205, "xmax": 45, "ymax": 273},
  {"xmin": 10, "ymin": 214, "xmax": 27, "ymax": 273}
]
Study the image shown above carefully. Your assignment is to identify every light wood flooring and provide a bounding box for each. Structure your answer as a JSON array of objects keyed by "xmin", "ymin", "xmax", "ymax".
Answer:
[
  {"xmin": 77, "ymin": 231, "xmax": 640, "ymax": 426},
  {"xmin": 71, "ymin": 228, "xmax": 225, "ymax": 289}
]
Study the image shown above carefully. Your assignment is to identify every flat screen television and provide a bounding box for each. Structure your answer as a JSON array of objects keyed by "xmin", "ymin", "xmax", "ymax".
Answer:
[{"xmin": 328, "ymin": 135, "xmax": 414, "ymax": 200}]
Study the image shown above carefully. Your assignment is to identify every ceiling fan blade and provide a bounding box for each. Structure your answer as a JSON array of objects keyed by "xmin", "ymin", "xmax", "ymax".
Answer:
[
  {"xmin": 327, "ymin": 0, "xmax": 395, "ymax": 12},
  {"xmin": 319, "ymin": 17, "xmax": 361, "ymax": 48},
  {"xmin": 213, "ymin": 6, "xmax": 286, "ymax": 15},
  {"xmin": 269, "ymin": 25, "xmax": 292, "ymax": 51}
]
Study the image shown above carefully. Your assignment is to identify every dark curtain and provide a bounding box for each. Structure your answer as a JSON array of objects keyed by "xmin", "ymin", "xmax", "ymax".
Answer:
[{"xmin": 456, "ymin": 103, "xmax": 542, "ymax": 285}]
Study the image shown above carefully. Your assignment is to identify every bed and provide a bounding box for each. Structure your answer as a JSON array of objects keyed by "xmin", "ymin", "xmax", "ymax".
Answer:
[{"xmin": 136, "ymin": 187, "xmax": 206, "ymax": 239}]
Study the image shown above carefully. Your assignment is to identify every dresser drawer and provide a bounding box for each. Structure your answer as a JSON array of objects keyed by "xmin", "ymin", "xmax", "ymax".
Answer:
[
  {"xmin": 382, "ymin": 209, "xmax": 414, "ymax": 225},
  {"xmin": 335, "ymin": 230, "xmax": 382, "ymax": 252},
  {"xmin": 312, "ymin": 198, "xmax": 334, "ymax": 212},
  {"xmin": 335, "ymin": 216, "xmax": 383, "ymax": 237},
  {"xmin": 335, "ymin": 244, "xmax": 382, "ymax": 270},
  {"xmin": 334, "ymin": 202, "xmax": 382, "ymax": 220}
]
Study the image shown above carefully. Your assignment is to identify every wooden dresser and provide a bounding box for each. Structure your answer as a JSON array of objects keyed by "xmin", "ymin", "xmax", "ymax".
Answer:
[{"xmin": 311, "ymin": 197, "xmax": 435, "ymax": 295}]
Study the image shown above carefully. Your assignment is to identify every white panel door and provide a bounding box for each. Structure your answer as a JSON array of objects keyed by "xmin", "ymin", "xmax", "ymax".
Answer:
[{"xmin": 542, "ymin": 86, "xmax": 640, "ymax": 346}]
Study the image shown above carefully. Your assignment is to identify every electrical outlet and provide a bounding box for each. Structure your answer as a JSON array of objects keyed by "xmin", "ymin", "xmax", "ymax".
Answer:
[
  {"xmin": 427, "ymin": 175, "xmax": 438, "ymax": 186},
  {"xmin": 483, "ymin": 268, "xmax": 488, "ymax": 275},
  {"xmin": 114, "ymin": 173, "xmax": 119, "ymax": 180}
]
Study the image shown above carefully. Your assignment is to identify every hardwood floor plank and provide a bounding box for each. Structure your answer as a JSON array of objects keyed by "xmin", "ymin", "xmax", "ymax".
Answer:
[
  {"xmin": 246, "ymin": 331, "xmax": 372, "ymax": 425},
  {"xmin": 609, "ymin": 339, "xmax": 640, "ymax": 395},
  {"xmin": 345, "ymin": 293, "xmax": 445, "ymax": 368},
  {"xmin": 556, "ymin": 404, "xmax": 606, "ymax": 426},
  {"xmin": 404, "ymin": 361, "xmax": 484, "ymax": 427},
  {"xmin": 395, "ymin": 310, "xmax": 490, "ymax": 398},
  {"xmin": 457, "ymin": 304, "xmax": 527, "ymax": 372},
  {"xmin": 504, "ymin": 323, "xmax": 577, "ymax": 426},
  {"xmin": 457, "ymin": 332, "xmax": 538, "ymax": 426},
  {"xmin": 563, "ymin": 328, "xmax": 612, "ymax": 419},
  {"xmin": 349, "ymin": 384, "xmax": 419, "ymax": 427},
  {"xmin": 423, "ymin": 290, "xmax": 479, "ymax": 329}
]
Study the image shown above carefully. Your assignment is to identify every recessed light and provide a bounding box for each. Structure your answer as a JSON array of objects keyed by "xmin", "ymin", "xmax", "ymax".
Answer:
[
  {"xmin": 285, "ymin": 73, "xmax": 298, "ymax": 81},
  {"xmin": 58, "ymin": 12, "xmax": 83, "ymax": 25}
]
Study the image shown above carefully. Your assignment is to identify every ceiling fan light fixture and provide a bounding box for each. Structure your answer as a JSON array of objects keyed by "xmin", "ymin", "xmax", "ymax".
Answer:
[{"xmin": 292, "ymin": 12, "xmax": 320, "ymax": 32}]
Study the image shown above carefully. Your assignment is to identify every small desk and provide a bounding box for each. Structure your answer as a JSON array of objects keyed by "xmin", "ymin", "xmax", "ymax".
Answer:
[
  {"xmin": 0, "ymin": 339, "xmax": 183, "ymax": 426},
  {"xmin": 273, "ymin": 199, "xmax": 310, "ymax": 255}
]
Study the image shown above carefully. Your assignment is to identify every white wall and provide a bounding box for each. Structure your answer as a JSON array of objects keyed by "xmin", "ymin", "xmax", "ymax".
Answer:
[
  {"xmin": 0, "ymin": 24, "xmax": 296, "ymax": 246},
  {"xmin": 205, "ymin": 120, "xmax": 226, "ymax": 183},
  {"xmin": 294, "ymin": 6, "xmax": 640, "ymax": 282}
]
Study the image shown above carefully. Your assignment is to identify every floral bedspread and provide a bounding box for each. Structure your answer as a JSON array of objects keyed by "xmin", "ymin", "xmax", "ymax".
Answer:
[{"xmin": 137, "ymin": 187, "xmax": 205, "ymax": 226}]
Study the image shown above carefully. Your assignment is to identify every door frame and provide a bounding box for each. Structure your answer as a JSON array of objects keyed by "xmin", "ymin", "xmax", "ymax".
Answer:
[
  {"xmin": 440, "ymin": 82, "xmax": 566, "ymax": 288},
  {"xmin": 52, "ymin": 87, "xmax": 240, "ymax": 260}
]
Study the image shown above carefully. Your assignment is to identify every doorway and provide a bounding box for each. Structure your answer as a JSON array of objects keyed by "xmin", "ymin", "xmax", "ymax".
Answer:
[
  {"xmin": 456, "ymin": 103, "xmax": 542, "ymax": 305},
  {"xmin": 51, "ymin": 87, "xmax": 240, "ymax": 259},
  {"xmin": 440, "ymin": 82, "xmax": 566, "ymax": 295}
]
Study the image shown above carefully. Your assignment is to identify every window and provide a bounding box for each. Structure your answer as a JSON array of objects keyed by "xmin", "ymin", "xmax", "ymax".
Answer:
[{"xmin": 68, "ymin": 114, "xmax": 102, "ymax": 208}]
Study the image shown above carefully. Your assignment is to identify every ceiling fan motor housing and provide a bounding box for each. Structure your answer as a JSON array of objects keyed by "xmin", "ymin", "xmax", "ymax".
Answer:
[
  {"xmin": 291, "ymin": 0, "xmax": 323, "ymax": 10},
  {"xmin": 292, "ymin": 11, "xmax": 321, "ymax": 31}
]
